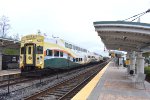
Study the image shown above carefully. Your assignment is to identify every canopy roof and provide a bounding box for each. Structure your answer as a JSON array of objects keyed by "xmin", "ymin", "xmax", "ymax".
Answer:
[
  {"xmin": 0, "ymin": 37, "xmax": 20, "ymax": 49},
  {"xmin": 93, "ymin": 21, "xmax": 150, "ymax": 52}
]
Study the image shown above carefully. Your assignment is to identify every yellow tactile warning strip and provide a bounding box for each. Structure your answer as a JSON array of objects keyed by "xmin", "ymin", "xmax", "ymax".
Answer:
[{"xmin": 71, "ymin": 62, "xmax": 110, "ymax": 100}]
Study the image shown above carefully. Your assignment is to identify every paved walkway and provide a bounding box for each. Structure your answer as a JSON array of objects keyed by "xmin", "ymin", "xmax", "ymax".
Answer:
[{"xmin": 88, "ymin": 62, "xmax": 150, "ymax": 100}]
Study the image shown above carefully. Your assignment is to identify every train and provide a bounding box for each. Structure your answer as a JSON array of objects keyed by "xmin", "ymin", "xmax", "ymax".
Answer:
[{"xmin": 20, "ymin": 34, "xmax": 103, "ymax": 73}]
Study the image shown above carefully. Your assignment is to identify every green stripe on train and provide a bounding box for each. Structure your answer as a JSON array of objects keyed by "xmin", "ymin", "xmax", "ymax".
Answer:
[{"xmin": 44, "ymin": 58, "xmax": 81, "ymax": 69}]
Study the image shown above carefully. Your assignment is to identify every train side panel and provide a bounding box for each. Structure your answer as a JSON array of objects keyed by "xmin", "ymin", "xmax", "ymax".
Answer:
[{"xmin": 43, "ymin": 39, "xmax": 82, "ymax": 69}]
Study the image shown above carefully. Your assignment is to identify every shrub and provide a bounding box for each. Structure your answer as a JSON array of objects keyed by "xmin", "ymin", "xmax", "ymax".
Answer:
[{"xmin": 145, "ymin": 66, "xmax": 150, "ymax": 79}]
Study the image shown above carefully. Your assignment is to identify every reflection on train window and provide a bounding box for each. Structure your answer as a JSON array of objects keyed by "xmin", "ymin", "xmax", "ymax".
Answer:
[
  {"xmin": 21, "ymin": 47, "xmax": 24, "ymax": 54},
  {"xmin": 46, "ymin": 49, "xmax": 52, "ymax": 56},
  {"xmin": 54, "ymin": 51, "xmax": 59, "ymax": 57},
  {"xmin": 37, "ymin": 46, "xmax": 43, "ymax": 54},
  {"xmin": 28, "ymin": 47, "xmax": 31, "ymax": 54},
  {"xmin": 60, "ymin": 52, "xmax": 63, "ymax": 57}
]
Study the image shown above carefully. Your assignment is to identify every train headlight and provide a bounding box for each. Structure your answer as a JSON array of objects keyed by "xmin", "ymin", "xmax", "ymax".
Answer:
[
  {"xmin": 40, "ymin": 62, "xmax": 43, "ymax": 65},
  {"xmin": 20, "ymin": 61, "xmax": 23, "ymax": 64}
]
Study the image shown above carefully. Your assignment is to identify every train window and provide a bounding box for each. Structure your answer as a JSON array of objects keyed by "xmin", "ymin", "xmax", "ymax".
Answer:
[
  {"xmin": 73, "ymin": 58, "xmax": 76, "ymax": 62},
  {"xmin": 54, "ymin": 50, "xmax": 59, "ymax": 57},
  {"xmin": 88, "ymin": 56, "xmax": 90, "ymax": 58},
  {"xmin": 76, "ymin": 46, "xmax": 78, "ymax": 50},
  {"xmin": 28, "ymin": 47, "xmax": 31, "ymax": 54},
  {"xmin": 84, "ymin": 49, "xmax": 87, "ymax": 53},
  {"xmin": 60, "ymin": 52, "xmax": 63, "ymax": 57},
  {"xmin": 79, "ymin": 48, "xmax": 81, "ymax": 51},
  {"xmin": 46, "ymin": 50, "xmax": 52, "ymax": 56},
  {"xmin": 21, "ymin": 47, "xmax": 24, "ymax": 54},
  {"xmin": 74, "ymin": 46, "xmax": 76, "ymax": 50},
  {"xmin": 37, "ymin": 46, "xmax": 43, "ymax": 54},
  {"xmin": 81, "ymin": 58, "xmax": 82, "ymax": 61},
  {"xmin": 69, "ymin": 44, "xmax": 72, "ymax": 49},
  {"xmin": 77, "ymin": 47, "xmax": 79, "ymax": 51},
  {"xmin": 73, "ymin": 45, "xmax": 75, "ymax": 50},
  {"xmin": 76, "ymin": 58, "xmax": 78, "ymax": 62},
  {"xmin": 65, "ymin": 42, "xmax": 69, "ymax": 48},
  {"xmin": 79, "ymin": 58, "xmax": 81, "ymax": 61},
  {"xmin": 49, "ymin": 50, "xmax": 52, "ymax": 56}
]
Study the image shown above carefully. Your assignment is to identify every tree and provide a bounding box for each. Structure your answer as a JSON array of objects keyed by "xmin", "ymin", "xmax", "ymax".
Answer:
[
  {"xmin": 0, "ymin": 16, "xmax": 10, "ymax": 37},
  {"xmin": 13, "ymin": 33, "xmax": 20, "ymax": 41}
]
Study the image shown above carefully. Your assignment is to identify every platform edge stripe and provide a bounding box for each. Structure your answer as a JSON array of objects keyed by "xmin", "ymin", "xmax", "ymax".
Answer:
[{"xmin": 71, "ymin": 62, "xmax": 110, "ymax": 100}]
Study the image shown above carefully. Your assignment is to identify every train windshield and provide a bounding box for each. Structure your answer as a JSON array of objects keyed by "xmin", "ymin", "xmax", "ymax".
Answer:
[
  {"xmin": 28, "ymin": 47, "xmax": 31, "ymax": 54},
  {"xmin": 37, "ymin": 46, "xmax": 43, "ymax": 54}
]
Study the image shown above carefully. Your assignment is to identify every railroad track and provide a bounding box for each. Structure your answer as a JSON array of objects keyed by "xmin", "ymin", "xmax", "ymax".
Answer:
[{"xmin": 24, "ymin": 62, "xmax": 107, "ymax": 100}]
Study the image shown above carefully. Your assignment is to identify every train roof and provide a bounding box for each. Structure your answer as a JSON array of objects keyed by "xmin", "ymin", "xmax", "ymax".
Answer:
[{"xmin": 21, "ymin": 34, "xmax": 102, "ymax": 56}]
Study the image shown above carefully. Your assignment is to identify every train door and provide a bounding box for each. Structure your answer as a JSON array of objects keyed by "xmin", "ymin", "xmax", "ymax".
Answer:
[{"xmin": 25, "ymin": 45, "xmax": 34, "ymax": 65}]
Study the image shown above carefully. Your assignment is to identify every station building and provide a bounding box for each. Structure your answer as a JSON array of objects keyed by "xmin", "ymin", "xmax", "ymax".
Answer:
[{"xmin": 0, "ymin": 37, "xmax": 20, "ymax": 70}]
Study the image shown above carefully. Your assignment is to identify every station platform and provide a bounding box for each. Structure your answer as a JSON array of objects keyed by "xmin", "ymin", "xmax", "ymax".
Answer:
[
  {"xmin": 0, "ymin": 69, "xmax": 21, "ymax": 81},
  {"xmin": 0, "ymin": 69, "xmax": 20, "ymax": 76},
  {"xmin": 72, "ymin": 61, "xmax": 150, "ymax": 100}
]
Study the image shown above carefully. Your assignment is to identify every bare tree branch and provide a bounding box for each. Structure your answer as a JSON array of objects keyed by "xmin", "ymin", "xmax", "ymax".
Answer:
[{"xmin": 0, "ymin": 15, "xmax": 10, "ymax": 37}]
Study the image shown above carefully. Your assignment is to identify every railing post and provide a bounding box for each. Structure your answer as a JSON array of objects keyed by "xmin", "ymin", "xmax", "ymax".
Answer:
[{"xmin": 7, "ymin": 75, "xmax": 10, "ymax": 94}]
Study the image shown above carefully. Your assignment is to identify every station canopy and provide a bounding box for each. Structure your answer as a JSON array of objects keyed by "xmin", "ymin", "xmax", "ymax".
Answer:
[
  {"xmin": 0, "ymin": 37, "xmax": 20, "ymax": 49},
  {"xmin": 93, "ymin": 21, "xmax": 150, "ymax": 52}
]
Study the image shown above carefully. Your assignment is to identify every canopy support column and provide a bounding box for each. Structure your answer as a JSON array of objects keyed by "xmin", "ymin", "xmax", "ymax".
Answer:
[
  {"xmin": 129, "ymin": 51, "xmax": 136, "ymax": 74},
  {"xmin": 136, "ymin": 52, "xmax": 145, "ymax": 74}
]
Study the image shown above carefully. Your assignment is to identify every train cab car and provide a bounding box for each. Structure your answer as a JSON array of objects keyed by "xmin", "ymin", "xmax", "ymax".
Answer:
[{"xmin": 20, "ymin": 35, "xmax": 44, "ymax": 72}]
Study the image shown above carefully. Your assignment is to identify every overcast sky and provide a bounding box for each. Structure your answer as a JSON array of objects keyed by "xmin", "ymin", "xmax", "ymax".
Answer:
[{"xmin": 0, "ymin": 0, "xmax": 150, "ymax": 56}]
